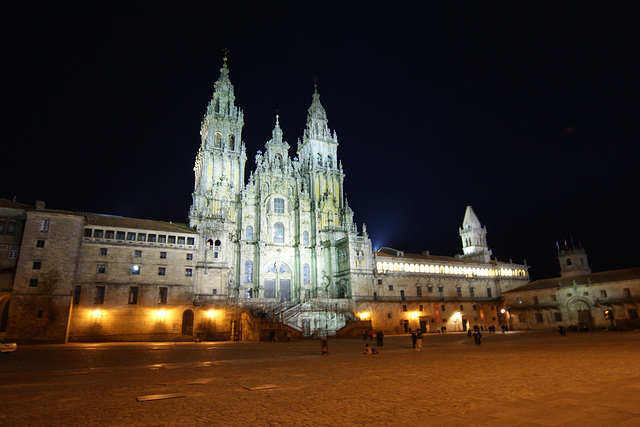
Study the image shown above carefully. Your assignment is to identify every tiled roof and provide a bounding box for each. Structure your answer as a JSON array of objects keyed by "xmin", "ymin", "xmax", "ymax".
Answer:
[
  {"xmin": 0, "ymin": 198, "xmax": 32, "ymax": 209},
  {"xmin": 84, "ymin": 215, "xmax": 195, "ymax": 233},
  {"xmin": 504, "ymin": 267, "xmax": 640, "ymax": 293}
]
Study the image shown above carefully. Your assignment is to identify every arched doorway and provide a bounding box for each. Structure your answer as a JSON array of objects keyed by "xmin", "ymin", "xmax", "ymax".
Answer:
[
  {"xmin": 263, "ymin": 262, "xmax": 292, "ymax": 301},
  {"xmin": 182, "ymin": 309, "xmax": 194, "ymax": 335}
]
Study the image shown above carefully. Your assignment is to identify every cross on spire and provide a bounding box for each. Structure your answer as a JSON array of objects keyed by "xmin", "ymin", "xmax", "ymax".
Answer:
[{"xmin": 222, "ymin": 47, "xmax": 229, "ymax": 62}]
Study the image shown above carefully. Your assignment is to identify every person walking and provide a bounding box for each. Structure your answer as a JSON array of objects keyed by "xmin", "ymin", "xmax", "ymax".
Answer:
[
  {"xmin": 411, "ymin": 331, "xmax": 417, "ymax": 349},
  {"xmin": 321, "ymin": 338, "xmax": 329, "ymax": 355},
  {"xmin": 473, "ymin": 329, "xmax": 482, "ymax": 346}
]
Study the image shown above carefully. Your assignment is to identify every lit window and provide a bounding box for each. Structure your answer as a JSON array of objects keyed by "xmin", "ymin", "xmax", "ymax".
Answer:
[
  {"xmin": 128, "ymin": 287, "xmax": 138, "ymax": 304},
  {"xmin": 132, "ymin": 265, "xmax": 140, "ymax": 275},
  {"xmin": 40, "ymin": 219, "xmax": 50, "ymax": 233},
  {"xmin": 274, "ymin": 198, "xmax": 285, "ymax": 214},
  {"xmin": 302, "ymin": 231, "xmax": 309, "ymax": 245},
  {"xmin": 274, "ymin": 223, "xmax": 284, "ymax": 243},
  {"xmin": 246, "ymin": 226, "xmax": 254, "ymax": 240}
]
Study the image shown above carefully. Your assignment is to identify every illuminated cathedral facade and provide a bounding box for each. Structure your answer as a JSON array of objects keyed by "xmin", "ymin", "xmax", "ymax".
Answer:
[{"xmin": 3, "ymin": 57, "xmax": 531, "ymax": 343}]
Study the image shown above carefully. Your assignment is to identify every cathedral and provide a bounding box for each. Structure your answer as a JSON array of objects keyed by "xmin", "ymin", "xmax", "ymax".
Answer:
[{"xmin": 2, "ymin": 56, "xmax": 531, "ymax": 343}]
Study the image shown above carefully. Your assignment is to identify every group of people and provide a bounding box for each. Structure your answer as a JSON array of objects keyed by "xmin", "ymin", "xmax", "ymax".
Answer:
[
  {"xmin": 410, "ymin": 329, "xmax": 424, "ymax": 351},
  {"xmin": 363, "ymin": 329, "xmax": 384, "ymax": 347}
]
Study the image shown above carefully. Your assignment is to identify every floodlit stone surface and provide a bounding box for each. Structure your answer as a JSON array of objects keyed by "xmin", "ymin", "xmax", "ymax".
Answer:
[{"xmin": 1, "ymin": 331, "xmax": 640, "ymax": 426}]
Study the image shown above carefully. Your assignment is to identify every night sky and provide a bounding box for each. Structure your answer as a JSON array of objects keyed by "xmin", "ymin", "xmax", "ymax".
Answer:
[{"xmin": 4, "ymin": 2, "xmax": 639, "ymax": 280}]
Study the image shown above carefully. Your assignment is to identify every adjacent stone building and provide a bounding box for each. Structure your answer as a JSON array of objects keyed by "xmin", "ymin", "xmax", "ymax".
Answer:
[{"xmin": 503, "ymin": 248, "xmax": 640, "ymax": 331}]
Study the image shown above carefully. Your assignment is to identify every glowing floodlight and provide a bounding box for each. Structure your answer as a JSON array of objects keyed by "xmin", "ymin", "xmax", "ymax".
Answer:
[
  {"xmin": 156, "ymin": 309, "xmax": 167, "ymax": 320},
  {"xmin": 359, "ymin": 312, "xmax": 371, "ymax": 320}
]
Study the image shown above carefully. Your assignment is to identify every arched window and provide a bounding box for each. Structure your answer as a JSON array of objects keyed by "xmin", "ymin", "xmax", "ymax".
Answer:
[
  {"xmin": 245, "ymin": 260, "xmax": 253, "ymax": 283},
  {"xmin": 302, "ymin": 231, "xmax": 309, "ymax": 245},
  {"xmin": 274, "ymin": 198, "xmax": 285, "ymax": 214},
  {"xmin": 275, "ymin": 154, "xmax": 282, "ymax": 168},
  {"xmin": 327, "ymin": 156, "xmax": 333, "ymax": 168},
  {"xmin": 317, "ymin": 153, "xmax": 323, "ymax": 166},
  {"xmin": 214, "ymin": 239, "xmax": 221, "ymax": 258},
  {"xmin": 274, "ymin": 222, "xmax": 284, "ymax": 243},
  {"xmin": 229, "ymin": 134, "xmax": 235, "ymax": 151},
  {"xmin": 214, "ymin": 132, "xmax": 222, "ymax": 148},
  {"xmin": 246, "ymin": 225, "xmax": 253, "ymax": 241},
  {"xmin": 303, "ymin": 263, "xmax": 310, "ymax": 284},
  {"xmin": 337, "ymin": 286, "xmax": 346, "ymax": 298}
]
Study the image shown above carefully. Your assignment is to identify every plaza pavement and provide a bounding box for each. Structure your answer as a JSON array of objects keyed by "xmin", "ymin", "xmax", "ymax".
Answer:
[{"xmin": 1, "ymin": 330, "xmax": 639, "ymax": 426}]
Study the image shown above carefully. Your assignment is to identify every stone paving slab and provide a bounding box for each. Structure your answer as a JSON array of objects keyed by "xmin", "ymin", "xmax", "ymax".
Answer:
[{"xmin": 1, "ymin": 331, "xmax": 640, "ymax": 426}]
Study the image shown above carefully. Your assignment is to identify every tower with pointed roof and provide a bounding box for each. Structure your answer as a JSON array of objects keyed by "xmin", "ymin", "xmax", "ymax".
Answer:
[
  {"xmin": 189, "ymin": 54, "xmax": 247, "ymax": 296},
  {"xmin": 459, "ymin": 205, "xmax": 492, "ymax": 263}
]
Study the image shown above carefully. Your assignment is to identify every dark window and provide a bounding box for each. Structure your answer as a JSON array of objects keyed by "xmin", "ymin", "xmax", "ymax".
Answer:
[
  {"xmin": 73, "ymin": 286, "xmax": 81, "ymax": 304},
  {"xmin": 99, "ymin": 248, "xmax": 108, "ymax": 256},
  {"xmin": 36, "ymin": 240, "xmax": 45, "ymax": 248},
  {"xmin": 419, "ymin": 305, "xmax": 423, "ymax": 311},
  {"xmin": 460, "ymin": 304, "xmax": 464, "ymax": 311},
  {"xmin": 158, "ymin": 235, "xmax": 166, "ymax": 243},
  {"xmin": 127, "ymin": 232, "xmax": 136, "ymax": 241},
  {"xmin": 470, "ymin": 287, "xmax": 475, "ymax": 297},
  {"xmin": 116, "ymin": 231, "xmax": 125, "ymax": 240},
  {"xmin": 535, "ymin": 313, "xmax": 544, "ymax": 323},
  {"xmin": 441, "ymin": 304, "xmax": 445, "ymax": 311},
  {"xmin": 185, "ymin": 268, "xmax": 193, "ymax": 277},
  {"xmin": 96, "ymin": 264, "xmax": 106, "ymax": 274},
  {"xmin": 388, "ymin": 285, "xmax": 394, "ymax": 291},
  {"xmin": 487, "ymin": 288, "xmax": 492, "ymax": 298},
  {"xmin": 533, "ymin": 296, "xmax": 539, "ymax": 306},
  {"xmin": 94, "ymin": 230, "xmax": 104, "ymax": 238},
  {"xmin": 168, "ymin": 236, "xmax": 176, "ymax": 244},
  {"xmin": 600, "ymin": 290, "xmax": 607, "ymax": 298},
  {"xmin": 128, "ymin": 287, "xmax": 139, "ymax": 304},
  {"xmin": 137, "ymin": 233, "xmax": 146, "ymax": 242},
  {"xmin": 105, "ymin": 230, "xmax": 114, "ymax": 239},
  {"xmin": 427, "ymin": 285, "xmax": 433, "ymax": 293},
  {"xmin": 84, "ymin": 228, "xmax": 92, "ymax": 237},
  {"xmin": 400, "ymin": 290, "xmax": 405, "ymax": 300},
  {"xmin": 94, "ymin": 286, "xmax": 105, "ymax": 304},
  {"xmin": 629, "ymin": 309, "xmax": 638, "ymax": 319},
  {"xmin": 37, "ymin": 310, "xmax": 43, "ymax": 318},
  {"xmin": 148, "ymin": 234, "xmax": 156, "ymax": 242},
  {"xmin": 29, "ymin": 279, "xmax": 38, "ymax": 287},
  {"xmin": 158, "ymin": 287, "xmax": 168, "ymax": 304},
  {"xmin": 177, "ymin": 236, "xmax": 185, "ymax": 245},
  {"xmin": 554, "ymin": 312, "xmax": 562, "ymax": 321},
  {"xmin": 456, "ymin": 287, "xmax": 462, "ymax": 297},
  {"xmin": 7, "ymin": 222, "xmax": 15, "ymax": 234},
  {"xmin": 158, "ymin": 267, "xmax": 166, "ymax": 276},
  {"xmin": 187, "ymin": 237, "xmax": 195, "ymax": 245},
  {"xmin": 624, "ymin": 288, "xmax": 632, "ymax": 298},
  {"xmin": 186, "ymin": 253, "xmax": 193, "ymax": 260},
  {"xmin": 402, "ymin": 305, "xmax": 408, "ymax": 312},
  {"xmin": 33, "ymin": 261, "xmax": 42, "ymax": 270},
  {"xmin": 160, "ymin": 252, "xmax": 167, "ymax": 259},
  {"xmin": 416, "ymin": 286, "xmax": 422, "ymax": 297},
  {"xmin": 134, "ymin": 250, "xmax": 142, "ymax": 257}
]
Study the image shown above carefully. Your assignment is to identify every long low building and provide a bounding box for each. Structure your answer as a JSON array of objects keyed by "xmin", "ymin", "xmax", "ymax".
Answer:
[{"xmin": 503, "ymin": 248, "xmax": 640, "ymax": 331}]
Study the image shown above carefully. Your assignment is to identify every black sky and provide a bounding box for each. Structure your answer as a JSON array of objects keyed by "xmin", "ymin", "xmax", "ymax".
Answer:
[{"xmin": 4, "ymin": 1, "xmax": 639, "ymax": 280}]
